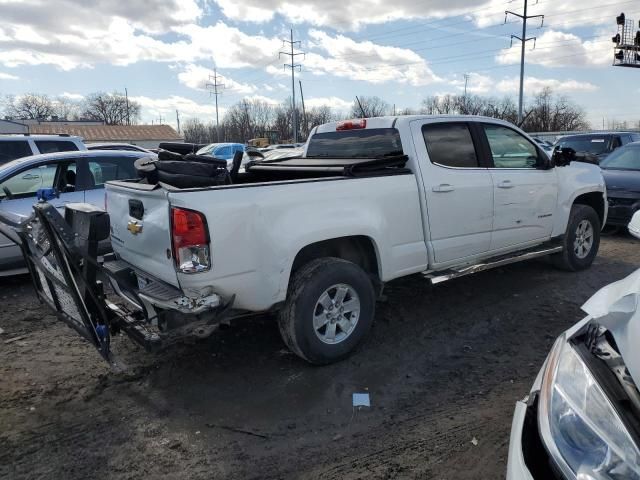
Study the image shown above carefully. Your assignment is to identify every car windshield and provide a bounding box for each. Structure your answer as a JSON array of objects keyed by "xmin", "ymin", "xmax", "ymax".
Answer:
[
  {"xmin": 600, "ymin": 146, "xmax": 640, "ymax": 170},
  {"xmin": 556, "ymin": 136, "xmax": 611, "ymax": 155},
  {"xmin": 196, "ymin": 144, "xmax": 217, "ymax": 155},
  {"xmin": 306, "ymin": 128, "xmax": 403, "ymax": 158}
]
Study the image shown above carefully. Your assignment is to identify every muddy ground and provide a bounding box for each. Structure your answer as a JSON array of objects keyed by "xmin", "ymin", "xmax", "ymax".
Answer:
[{"xmin": 1, "ymin": 234, "xmax": 639, "ymax": 480}]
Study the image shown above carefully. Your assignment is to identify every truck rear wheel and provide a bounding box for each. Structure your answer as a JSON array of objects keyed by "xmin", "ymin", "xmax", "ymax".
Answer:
[
  {"xmin": 552, "ymin": 204, "xmax": 600, "ymax": 271},
  {"xmin": 278, "ymin": 257, "xmax": 375, "ymax": 365}
]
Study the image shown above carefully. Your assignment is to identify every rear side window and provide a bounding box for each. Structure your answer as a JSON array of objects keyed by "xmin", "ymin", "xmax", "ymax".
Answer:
[
  {"xmin": 422, "ymin": 123, "xmax": 478, "ymax": 168},
  {"xmin": 87, "ymin": 156, "xmax": 139, "ymax": 187},
  {"xmin": 0, "ymin": 140, "xmax": 32, "ymax": 163},
  {"xmin": 34, "ymin": 140, "xmax": 79, "ymax": 154},
  {"xmin": 306, "ymin": 128, "xmax": 403, "ymax": 158}
]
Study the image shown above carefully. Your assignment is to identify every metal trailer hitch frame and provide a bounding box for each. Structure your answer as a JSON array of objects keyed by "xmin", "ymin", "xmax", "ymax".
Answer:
[{"xmin": 0, "ymin": 202, "xmax": 231, "ymax": 368}]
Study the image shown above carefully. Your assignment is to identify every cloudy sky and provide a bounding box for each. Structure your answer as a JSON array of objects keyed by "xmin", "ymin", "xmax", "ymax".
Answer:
[{"xmin": 0, "ymin": 0, "xmax": 637, "ymax": 128}]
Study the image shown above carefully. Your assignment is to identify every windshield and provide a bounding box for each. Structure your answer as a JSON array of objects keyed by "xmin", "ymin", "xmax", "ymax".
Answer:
[
  {"xmin": 600, "ymin": 146, "xmax": 640, "ymax": 170},
  {"xmin": 306, "ymin": 128, "xmax": 403, "ymax": 158},
  {"xmin": 556, "ymin": 136, "xmax": 611, "ymax": 155}
]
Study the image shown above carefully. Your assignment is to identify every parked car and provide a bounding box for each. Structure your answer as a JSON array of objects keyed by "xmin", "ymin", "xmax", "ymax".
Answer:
[
  {"xmin": 506, "ymin": 268, "xmax": 640, "ymax": 479},
  {"xmin": 0, "ymin": 134, "xmax": 85, "ymax": 165},
  {"xmin": 629, "ymin": 210, "xmax": 640, "ymax": 238},
  {"xmin": 0, "ymin": 149, "xmax": 153, "ymax": 274},
  {"xmin": 195, "ymin": 143, "xmax": 245, "ymax": 163},
  {"xmin": 87, "ymin": 143, "xmax": 151, "ymax": 153},
  {"xmin": 158, "ymin": 142, "xmax": 207, "ymax": 155},
  {"xmin": 599, "ymin": 141, "xmax": 640, "ymax": 227},
  {"xmin": 555, "ymin": 132, "xmax": 640, "ymax": 163},
  {"xmin": 259, "ymin": 143, "xmax": 298, "ymax": 152},
  {"xmin": 532, "ymin": 137, "xmax": 554, "ymax": 155}
]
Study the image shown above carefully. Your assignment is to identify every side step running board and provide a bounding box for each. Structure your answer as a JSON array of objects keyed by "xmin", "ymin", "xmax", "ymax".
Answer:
[{"xmin": 423, "ymin": 245, "xmax": 563, "ymax": 285}]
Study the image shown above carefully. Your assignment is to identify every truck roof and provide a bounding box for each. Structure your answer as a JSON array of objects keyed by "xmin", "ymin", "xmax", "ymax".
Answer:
[{"xmin": 313, "ymin": 115, "xmax": 517, "ymax": 134}]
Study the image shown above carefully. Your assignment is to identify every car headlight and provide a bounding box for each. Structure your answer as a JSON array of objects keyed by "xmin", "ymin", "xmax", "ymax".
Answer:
[{"xmin": 539, "ymin": 336, "xmax": 640, "ymax": 479}]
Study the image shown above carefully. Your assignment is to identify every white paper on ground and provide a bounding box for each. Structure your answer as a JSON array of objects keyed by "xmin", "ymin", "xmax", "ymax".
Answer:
[{"xmin": 352, "ymin": 393, "xmax": 370, "ymax": 407}]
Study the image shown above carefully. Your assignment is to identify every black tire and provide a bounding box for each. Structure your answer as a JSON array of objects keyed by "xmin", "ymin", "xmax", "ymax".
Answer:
[
  {"xmin": 552, "ymin": 204, "xmax": 600, "ymax": 271},
  {"xmin": 278, "ymin": 257, "xmax": 375, "ymax": 365}
]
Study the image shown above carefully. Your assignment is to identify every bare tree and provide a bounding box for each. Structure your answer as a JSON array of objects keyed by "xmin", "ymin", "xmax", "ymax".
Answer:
[
  {"xmin": 521, "ymin": 87, "xmax": 589, "ymax": 132},
  {"xmin": 5, "ymin": 93, "xmax": 55, "ymax": 120},
  {"xmin": 182, "ymin": 118, "xmax": 211, "ymax": 144},
  {"xmin": 350, "ymin": 96, "xmax": 390, "ymax": 118},
  {"xmin": 53, "ymin": 96, "xmax": 82, "ymax": 121},
  {"xmin": 82, "ymin": 92, "xmax": 140, "ymax": 125}
]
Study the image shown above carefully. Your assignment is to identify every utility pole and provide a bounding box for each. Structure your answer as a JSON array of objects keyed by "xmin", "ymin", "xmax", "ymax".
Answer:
[
  {"xmin": 355, "ymin": 96, "xmax": 366, "ymax": 118},
  {"xmin": 463, "ymin": 74, "xmax": 470, "ymax": 97},
  {"xmin": 298, "ymin": 80, "xmax": 307, "ymax": 140},
  {"xmin": 280, "ymin": 29, "xmax": 304, "ymax": 143},
  {"xmin": 124, "ymin": 87, "xmax": 130, "ymax": 126},
  {"xmin": 506, "ymin": 0, "xmax": 544, "ymax": 125},
  {"xmin": 176, "ymin": 110, "xmax": 181, "ymax": 135},
  {"xmin": 206, "ymin": 67, "xmax": 225, "ymax": 130}
]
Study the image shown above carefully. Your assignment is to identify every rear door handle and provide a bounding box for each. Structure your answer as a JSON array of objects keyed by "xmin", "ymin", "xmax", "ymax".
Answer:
[
  {"xmin": 432, "ymin": 184, "xmax": 454, "ymax": 193},
  {"xmin": 497, "ymin": 180, "xmax": 514, "ymax": 189}
]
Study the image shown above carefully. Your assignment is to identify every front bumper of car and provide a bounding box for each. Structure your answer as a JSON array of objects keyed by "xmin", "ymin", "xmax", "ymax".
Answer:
[
  {"xmin": 606, "ymin": 195, "xmax": 640, "ymax": 226},
  {"xmin": 508, "ymin": 328, "xmax": 640, "ymax": 479},
  {"xmin": 507, "ymin": 366, "xmax": 559, "ymax": 480}
]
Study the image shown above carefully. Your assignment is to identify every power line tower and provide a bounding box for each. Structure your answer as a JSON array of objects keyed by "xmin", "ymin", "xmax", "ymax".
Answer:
[
  {"xmin": 206, "ymin": 67, "xmax": 225, "ymax": 129},
  {"xmin": 505, "ymin": 0, "xmax": 544, "ymax": 125},
  {"xmin": 280, "ymin": 29, "xmax": 305, "ymax": 143}
]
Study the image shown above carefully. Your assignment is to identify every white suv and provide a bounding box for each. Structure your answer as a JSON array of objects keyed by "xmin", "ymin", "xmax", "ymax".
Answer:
[{"xmin": 0, "ymin": 134, "xmax": 86, "ymax": 165}]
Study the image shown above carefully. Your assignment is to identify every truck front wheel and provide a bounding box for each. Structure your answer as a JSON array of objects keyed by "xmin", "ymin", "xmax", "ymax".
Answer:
[
  {"xmin": 278, "ymin": 257, "xmax": 375, "ymax": 365},
  {"xmin": 552, "ymin": 204, "xmax": 600, "ymax": 271}
]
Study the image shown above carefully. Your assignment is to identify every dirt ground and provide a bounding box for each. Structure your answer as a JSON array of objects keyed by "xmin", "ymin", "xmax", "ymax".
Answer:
[{"xmin": 1, "ymin": 234, "xmax": 639, "ymax": 480}]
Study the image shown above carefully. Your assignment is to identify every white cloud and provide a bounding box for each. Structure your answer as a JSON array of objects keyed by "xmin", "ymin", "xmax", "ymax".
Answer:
[
  {"xmin": 131, "ymin": 95, "xmax": 220, "ymax": 123},
  {"xmin": 448, "ymin": 73, "xmax": 494, "ymax": 94},
  {"xmin": 213, "ymin": 0, "xmax": 488, "ymax": 30},
  {"xmin": 59, "ymin": 92, "xmax": 84, "ymax": 100},
  {"xmin": 0, "ymin": 71, "xmax": 19, "ymax": 80},
  {"xmin": 304, "ymin": 30, "xmax": 441, "ymax": 86},
  {"xmin": 495, "ymin": 76, "xmax": 598, "ymax": 94},
  {"xmin": 177, "ymin": 64, "xmax": 258, "ymax": 94},
  {"xmin": 305, "ymin": 96, "xmax": 353, "ymax": 112},
  {"xmin": 495, "ymin": 30, "xmax": 611, "ymax": 68},
  {"xmin": 241, "ymin": 95, "xmax": 281, "ymax": 105}
]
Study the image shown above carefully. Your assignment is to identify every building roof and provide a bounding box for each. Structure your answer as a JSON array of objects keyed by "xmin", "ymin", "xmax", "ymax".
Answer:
[{"xmin": 28, "ymin": 124, "xmax": 182, "ymax": 141}]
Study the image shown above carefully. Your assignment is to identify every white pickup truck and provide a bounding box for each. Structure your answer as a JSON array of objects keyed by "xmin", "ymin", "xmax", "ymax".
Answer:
[{"xmin": 4, "ymin": 116, "xmax": 606, "ymax": 365}]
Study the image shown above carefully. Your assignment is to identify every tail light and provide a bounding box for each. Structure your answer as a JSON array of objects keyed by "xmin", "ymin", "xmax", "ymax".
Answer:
[
  {"xmin": 171, "ymin": 207, "xmax": 211, "ymax": 273},
  {"xmin": 336, "ymin": 119, "xmax": 367, "ymax": 131}
]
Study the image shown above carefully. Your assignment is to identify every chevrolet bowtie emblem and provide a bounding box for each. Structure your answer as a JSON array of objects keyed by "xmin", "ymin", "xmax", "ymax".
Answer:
[{"xmin": 127, "ymin": 221, "xmax": 143, "ymax": 235}]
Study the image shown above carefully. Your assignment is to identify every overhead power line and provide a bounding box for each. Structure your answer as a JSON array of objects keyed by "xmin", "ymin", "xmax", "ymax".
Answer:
[
  {"xmin": 506, "ymin": 0, "xmax": 544, "ymax": 124},
  {"xmin": 206, "ymin": 66, "xmax": 225, "ymax": 129},
  {"xmin": 280, "ymin": 29, "xmax": 305, "ymax": 143}
]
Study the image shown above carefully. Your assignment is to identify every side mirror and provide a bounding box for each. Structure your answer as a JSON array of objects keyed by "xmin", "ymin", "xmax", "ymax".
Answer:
[
  {"xmin": 552, "ymin": 147, "xmax": 576, "ymax": 167},
  {"xmin": 535, "ymin": 151, "xmax": 552, "ymax": 170}
]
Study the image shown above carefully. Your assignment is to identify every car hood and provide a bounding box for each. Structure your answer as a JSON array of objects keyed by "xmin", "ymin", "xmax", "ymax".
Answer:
[
  {"xmin": 602, "ymin": 169, "xmax": 640, "ymax": 194},
  {"xmin": 582, "ymin": 268, "xmax": 640, "ymax": 386}
]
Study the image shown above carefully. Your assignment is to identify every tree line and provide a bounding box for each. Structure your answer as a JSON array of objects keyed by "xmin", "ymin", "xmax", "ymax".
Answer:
[
  {"xmin": 1, "ymin": 88, "xmax": 590, "ymax": 141},
  {"xmin": 1, "ymin": 92, "xmax": 141, "ymax": 125},
  {"xmin": 183, "ymin": 87, "xmax": 590, "ymax": 144}
]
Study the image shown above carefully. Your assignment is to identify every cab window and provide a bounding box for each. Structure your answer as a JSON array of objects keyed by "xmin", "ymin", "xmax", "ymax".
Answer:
[
  {"xmin": 0, "ymin": 140, "xmax": 32, "ymax": 164},
  {"xmin": 0, "ymin": 161, "xmax": 77, "ymax": 199},
  {"xmin": 86, "ymin": 156, "xmax": 139, "ymax": 188},
  {"xmin": 483, "ymin": 124, "xmax": 539, "ymax": 169},
  {"xmin": 422, "ymin": 123, "xmax": 479, "ymax": 168},
  {"xmin": 34, "ymin": 140, "xmax": 79, "ymax": 154}
]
